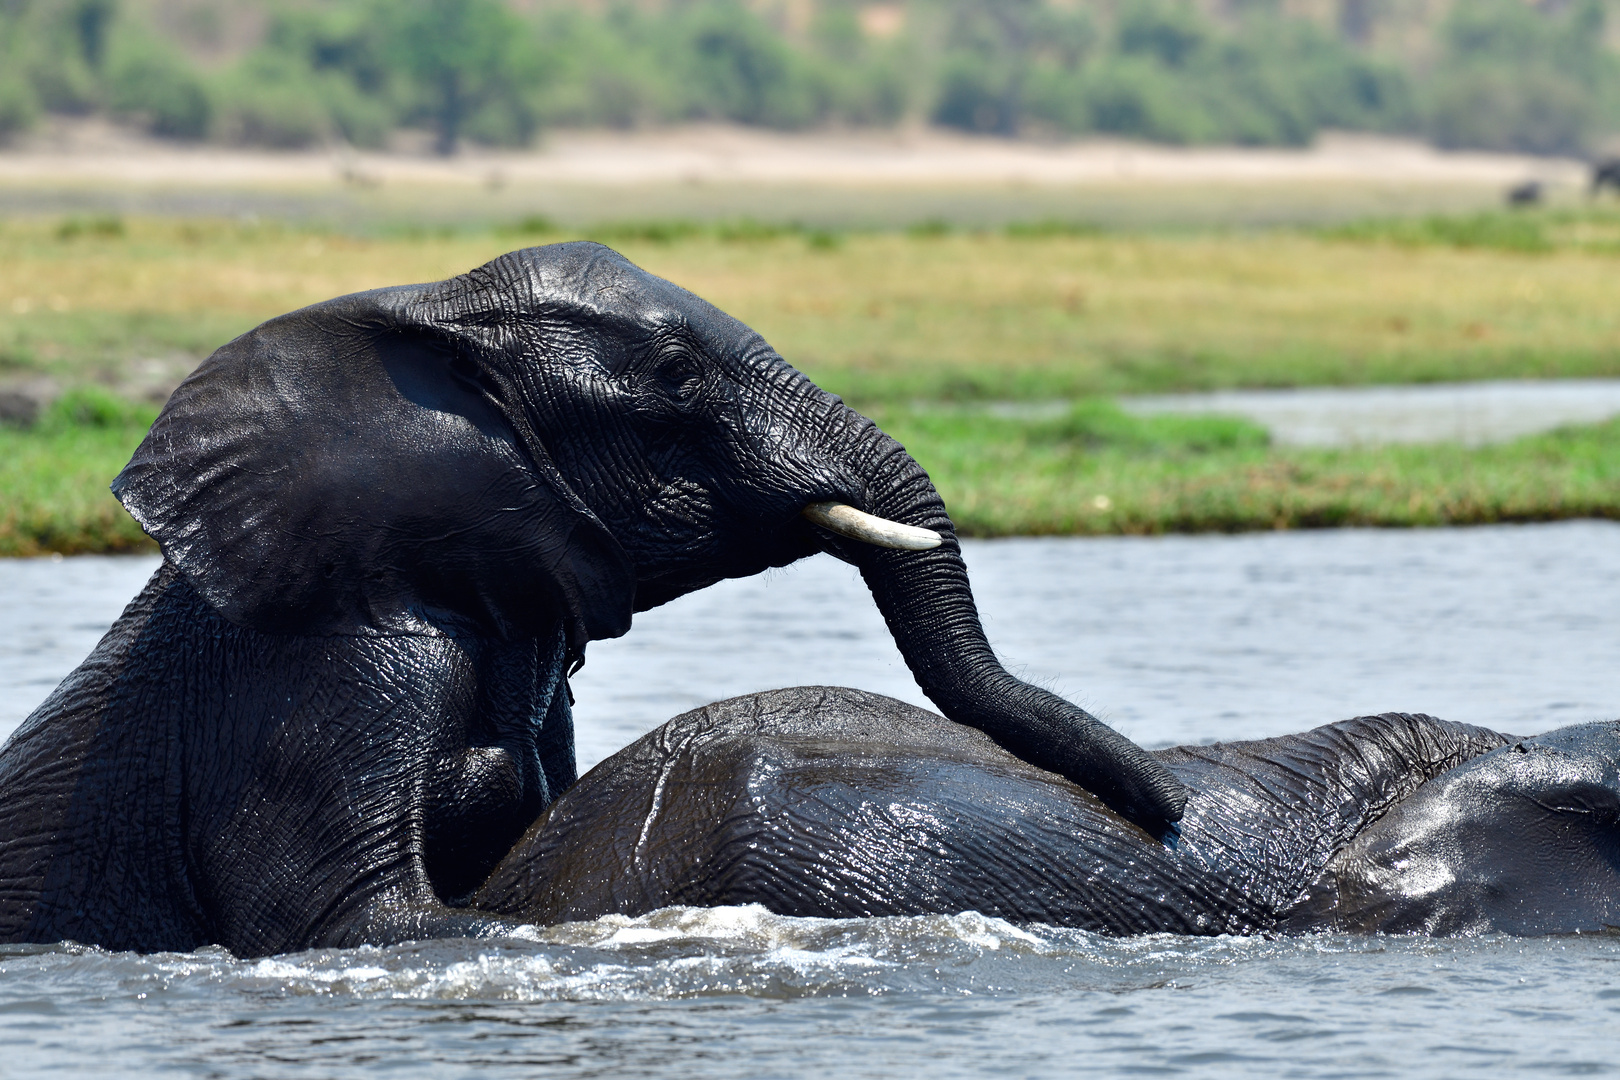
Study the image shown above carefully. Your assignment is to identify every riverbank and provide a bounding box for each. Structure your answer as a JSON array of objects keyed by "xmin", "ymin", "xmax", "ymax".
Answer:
[
  {"xmin": 876, "ymin": 403, "xmax": 1620, "ymax": 537},
  {"xmin": 5, "ymin": 209, "xmax": 1620, "ymax": 406},
  {"xmin": 5, "ymin": 207, "xmax": 1619, "ymax": 553},
  {"xmin": 5, "ymin": 394, "xmax": 1617, "ymax": 557},
  {"xmin": 0, "ymin": 391, "xmax": 156, "ymax": 557},
  {"xmin": 4, "ymin": 124, "xmax": 1578, "ymax": 192}
]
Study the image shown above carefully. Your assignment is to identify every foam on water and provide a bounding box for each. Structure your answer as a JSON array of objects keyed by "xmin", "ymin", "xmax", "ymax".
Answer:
[
  {"xmin": 0, "ymin": 911, "xmax": 1616, "ymax": 1078},
  {"xmin": 0, "ymin": 905, "xmax": 1602, "ymax": 1004}
]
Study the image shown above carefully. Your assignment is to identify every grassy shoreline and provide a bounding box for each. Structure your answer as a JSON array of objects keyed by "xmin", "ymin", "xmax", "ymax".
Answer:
[
  {"xmin": 0, "ymin": 391, "xmax": 158, "ymax": 557},
  {"xmin": 5, "ymin": 395, "xmax": 1617, "ymax": 558},
  {"xmin": 4, "ymin": 209, "xmax": 1619, "ymax": 554},
  {"xmin": 875, "ymin": 403, "xmax": 1620, "ymax": 537},
  {"xmin": 5, "ymin": 210, "xmax": 1620, "ymax": 405}
]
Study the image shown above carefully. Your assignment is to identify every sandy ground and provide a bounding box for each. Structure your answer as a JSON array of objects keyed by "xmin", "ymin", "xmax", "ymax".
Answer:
[{"xmin": 0, "ymin": 118, "xmax": 1587, "ymax": 190}]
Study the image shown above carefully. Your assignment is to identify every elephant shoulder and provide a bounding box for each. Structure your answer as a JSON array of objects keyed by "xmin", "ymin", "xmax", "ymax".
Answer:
[{"xmin": 0, "ymin": 561, "xmax": 210, "ymax": 949}]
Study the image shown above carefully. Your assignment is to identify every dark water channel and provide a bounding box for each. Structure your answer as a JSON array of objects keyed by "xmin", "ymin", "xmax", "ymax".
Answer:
[{"xmin": 1, "ymin": 523, "xmax": 1618, "ymax": 1078}]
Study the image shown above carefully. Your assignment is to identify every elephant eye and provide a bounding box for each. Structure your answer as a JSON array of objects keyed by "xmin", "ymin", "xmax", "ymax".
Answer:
[{"xmin": 655, "ymin": 354, "xmax": 704, "ymax": 403}]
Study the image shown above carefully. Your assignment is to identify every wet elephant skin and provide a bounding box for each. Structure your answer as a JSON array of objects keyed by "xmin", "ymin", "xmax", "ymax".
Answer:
[
  {"xmin": 0, "ymin": 563, "xmax": 574, "ymax": 955},
  {"xmin": 0, "ymin": 242, "xmax": 1182, "ymax": 956},
  {"xmin": 1284, "ymin": 722, "xmax": 1620, "ymax": 935},
  {"xmin": 476, "ymin": 687, "xmax": 1620, "ymax": 936}
]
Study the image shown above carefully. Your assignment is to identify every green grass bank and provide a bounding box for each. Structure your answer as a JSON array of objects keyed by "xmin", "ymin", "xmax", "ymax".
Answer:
[
  {"xmin": 7, "ymin": 207, "xmax": 1620, "ymax": 404},
  {"xmin": 6, "ymin": 395, "xmax": 1618, "ymax": 558},
  {"xmin": 4, "ymin": 207, "xmax": 1620, "ymax": 554},
  {"xmin": 0, "ymin": 390, "xmax": 158, "ymax": 557},
  {"xmin": 873, "ymin": 403, "xmax": 1620, "ymax": 537}
]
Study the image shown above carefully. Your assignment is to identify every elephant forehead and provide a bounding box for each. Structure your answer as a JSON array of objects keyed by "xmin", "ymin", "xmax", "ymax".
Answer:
[{"xmin": 497, "ymin": 243, "xmax": 765, "ymax": 357}]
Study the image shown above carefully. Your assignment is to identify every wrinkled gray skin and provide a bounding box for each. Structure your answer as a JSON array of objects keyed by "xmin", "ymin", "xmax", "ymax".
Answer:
[
  {"xmin": 474, "ymin": 687, "xmax": 1620, "ymax": 937},
  {"xmin": 0, "ymin": 243, "xmax": 1180, "ymax": 957}
]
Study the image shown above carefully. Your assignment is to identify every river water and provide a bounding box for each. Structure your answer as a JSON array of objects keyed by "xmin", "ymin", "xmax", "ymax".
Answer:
[
  {"xmin": 1, "ymin": 523, "xmax": 1618, "ymax": 1077},
  {"xmin": 1119, "ymin": 378, "xmax": 1620, "ymax": 446}
]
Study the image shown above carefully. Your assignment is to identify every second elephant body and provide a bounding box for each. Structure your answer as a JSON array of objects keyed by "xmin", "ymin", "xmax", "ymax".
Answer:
[{"xmin": 474, "ymin": 687, "xmax": 1620, "ymax": 937}]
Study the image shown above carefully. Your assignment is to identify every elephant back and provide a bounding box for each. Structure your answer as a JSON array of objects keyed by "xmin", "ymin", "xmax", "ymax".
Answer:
[{"xmin": 474, "ymin": 689, "xmax": 1511, "ymax": 933}]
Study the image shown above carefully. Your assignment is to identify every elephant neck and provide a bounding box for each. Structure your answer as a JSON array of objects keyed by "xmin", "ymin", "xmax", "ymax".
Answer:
[{"xmin": 1159, "ymin": 711, "xmax": 1513, "ymax": 925}]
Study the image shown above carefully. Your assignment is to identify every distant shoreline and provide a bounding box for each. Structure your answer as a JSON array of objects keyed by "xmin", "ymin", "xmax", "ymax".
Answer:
[{"xmin": 0, "ymin": 119, "xmax": 1586, "ymax": 191}]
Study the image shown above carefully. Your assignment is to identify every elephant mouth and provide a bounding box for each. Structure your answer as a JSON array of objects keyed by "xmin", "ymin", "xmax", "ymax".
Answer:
[{"xmin": 800, "ymin": 501, "xmax": 942, "ymax": 551}]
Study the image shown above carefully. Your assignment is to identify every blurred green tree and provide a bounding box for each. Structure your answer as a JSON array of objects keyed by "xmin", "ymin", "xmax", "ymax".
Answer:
[
  {"xmin": 0, "ymin": 0, "xmax": 1615, "ymax": 155},
  {"xmin": 933, "ymin": 0, "xmax": 1045, "ymax": 134},
  {"xmin": 678, "ymin": 1, "xmax": 825, "ymax": 128},
  {"xmin": 104, "ymin": 28, "xmax": 210, "ymax": 138},
  {"xmin": 1425, "ymin": 0, "xmax": 1617, "ymax": 156},
  {"xmin": 71, "ymin": 0, "xmax": 113, "ymax": 70},
  {"xmin": 385, "ymin": 0, "xmax": 539, "ymax": 154}
]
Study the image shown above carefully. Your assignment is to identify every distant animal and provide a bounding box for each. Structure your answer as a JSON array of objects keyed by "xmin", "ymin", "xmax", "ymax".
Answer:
[
  {"xmin": 1506, "ymin": 180, "xmax": 1542, "ymax": 207},
  {"xmin": 0, "ymin": 243, "xmax": 1182, "ymax": 958},
  {"xmin": 475, "ymin": 687, "xmax": 1620, "ymax": 938},
  {"xmin": 1591, "ymin": 158, "xmax": 1620, "ymax": 196}
]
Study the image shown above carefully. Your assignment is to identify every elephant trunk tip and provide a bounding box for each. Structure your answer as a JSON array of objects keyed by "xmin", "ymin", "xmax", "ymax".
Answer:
[{"xmin": 801, "ymin": 502, "xmax": 943, "ymax": 552}]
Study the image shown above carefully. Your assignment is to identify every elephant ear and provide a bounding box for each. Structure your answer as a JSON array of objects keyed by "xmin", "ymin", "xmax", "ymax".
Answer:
[{"xmin": 112, "ymin": 285, "xmax": 634, "ymax": 651}]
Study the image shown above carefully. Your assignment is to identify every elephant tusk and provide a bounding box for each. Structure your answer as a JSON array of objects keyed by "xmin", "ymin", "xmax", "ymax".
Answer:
[{"xmin": 801, "ymin": 502, "xmax": 943, "ymax": 551}]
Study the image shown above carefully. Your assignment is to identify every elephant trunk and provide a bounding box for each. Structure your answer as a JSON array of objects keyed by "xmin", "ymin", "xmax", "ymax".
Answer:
[{"xmin": 812, "ymin": 403, "xmax": 1187, "ymax": 830}]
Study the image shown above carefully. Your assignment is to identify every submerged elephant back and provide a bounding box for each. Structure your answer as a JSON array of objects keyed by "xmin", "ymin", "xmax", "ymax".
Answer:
[{"xmin": 474, "ymin": 688, "xmax": 1509, "ymax": 933}]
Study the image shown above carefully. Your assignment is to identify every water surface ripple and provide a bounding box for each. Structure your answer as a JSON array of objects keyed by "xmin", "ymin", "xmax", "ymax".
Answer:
[{"xmin": 1, "ymin": 523, "xmax": 1617, "ymax": 1077}]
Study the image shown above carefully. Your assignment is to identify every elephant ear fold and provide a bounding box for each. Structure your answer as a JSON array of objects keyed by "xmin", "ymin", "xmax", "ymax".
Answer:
[{"xmin": 111, "ymin": 286, "xmax": 634, "ymax": 650}]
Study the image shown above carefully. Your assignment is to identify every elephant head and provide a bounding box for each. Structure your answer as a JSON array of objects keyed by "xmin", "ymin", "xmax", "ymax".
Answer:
[{"xmin": 114, "ymin": 241, "xmax": 1185, "ymax": 829}]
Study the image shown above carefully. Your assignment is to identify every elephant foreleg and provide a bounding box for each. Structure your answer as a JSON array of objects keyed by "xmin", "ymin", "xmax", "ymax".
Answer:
[{"xmin": 423, "ymin": 633, "xmax": 575, "ymax": 902}]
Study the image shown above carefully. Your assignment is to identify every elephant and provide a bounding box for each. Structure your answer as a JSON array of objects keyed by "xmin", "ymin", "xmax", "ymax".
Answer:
[
  {"xmin": 1591, "ymin": 158, "xmax": 1620, "ymax": 196},
  {"xmin": 1505, "ymin": 180, "xmax": 1542, "ymax": 207},
  {"xmin": 0, "ymin": 242, "xmax": 1183, "ymax": 957},
  {"xmin": 472, "ymin": 687, "xmax": 1620, "ymax": 937}
]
